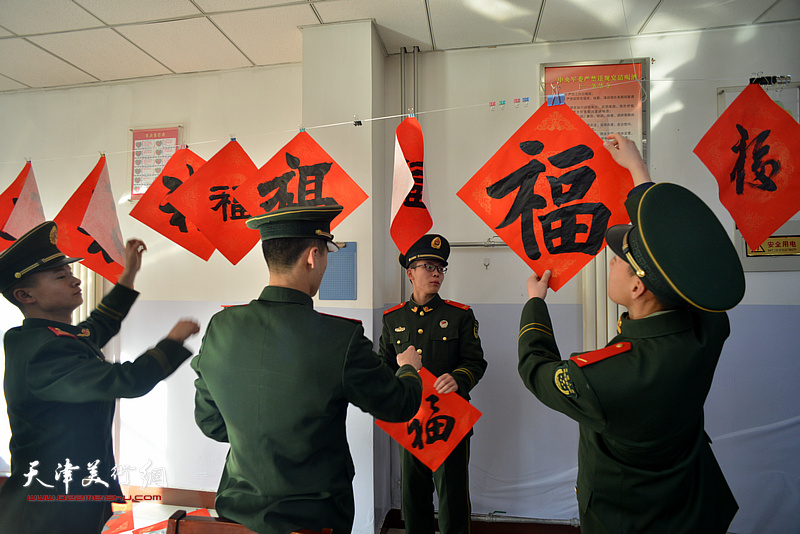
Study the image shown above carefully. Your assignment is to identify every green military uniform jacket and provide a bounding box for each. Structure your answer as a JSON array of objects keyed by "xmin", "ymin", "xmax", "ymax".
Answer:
[
  {"xmin": 191, "ymin": 286, "xmax": 422, "ymax": 534},
  {"xmin": 379, "ymin": 294, "xmax": 486, "ymax": 400},
  {"xmin": 0, "ymin": 284, "xmax": 192, "ymax": 534},
  {"xmin": 518, "ymin": 297, "xmax": 738, "ymax": 533}
]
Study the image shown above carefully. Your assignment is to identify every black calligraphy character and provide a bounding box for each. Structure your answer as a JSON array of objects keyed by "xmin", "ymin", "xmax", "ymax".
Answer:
[
  {"xmin": 257, "ymin": 170, "xmax": 295, "ymax": 212},
  {"xmin": 730, "ymin": 125, "xmax": 780, "ymax": 195},
  {"xmin": 77, "ymin": 227, "xmax": 114, "ymax": 264},
  {"xmin": 546, "ymin": 145, "xmax": 596, "ymax": 206},
  {"xmin": 423, "ymin": 394, "xmax": 455, "ymax": 445},
  {"xmin": 540, "ymin": 144, "xmax": 610, "ymax": 255},
  {"xmin": 486, "ymin": 141, "xmax": 548, "ymax": 260},
  {"xmin": 407, "ymin": 418, "xmax": 425, "ymax": 450},
  {"xmin": 158, "ymin": 164, "xmax": 194, "ymax": 233},
  {"xmin": 539, "ymin": 204, "xmax": 611, "ymax": 256},
  {"xmin": 403, "ymin": 160, "xmax": 427, "ymax": 209},
  {"xmin": 289, "ymin": 153, "xmax": 336, "ymax": 207},
  {"xmin": 0, "ymin": 198, "xmax": 18, "ymax": 241},
  {"xmin": 209, "ymin": 185, "xmax": 249, "ymax": 222}
]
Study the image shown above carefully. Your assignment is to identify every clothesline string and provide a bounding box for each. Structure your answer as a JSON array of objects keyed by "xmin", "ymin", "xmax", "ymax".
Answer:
[{"xmin": 0, "ymin": 76, "xmax": 777, "ymax": 168}]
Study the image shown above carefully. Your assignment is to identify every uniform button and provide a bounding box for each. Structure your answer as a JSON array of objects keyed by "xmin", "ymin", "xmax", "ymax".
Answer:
[
  {"xmin": 442, "ymin": 336, "xmax": 447, "ymax": 341},
  {"xmin": 418, "ymin": 329, "xmax": 423, "ymax": 334},
  {"xmin": 396, "ymin": 340, "xmax": 401, "ymax": 344},
  {"xmin": 417, "ymin": 348, "xmax": 423, "ymax": 354},
  {"xmin": 419, "ymin": 311, "xmax": 425, "ymax": 316}
]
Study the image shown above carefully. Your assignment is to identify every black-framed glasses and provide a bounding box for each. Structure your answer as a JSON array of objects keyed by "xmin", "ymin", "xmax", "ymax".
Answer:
[{"xmin": 412, "ymin": 263, "xmax": 447, "ymax": 274}]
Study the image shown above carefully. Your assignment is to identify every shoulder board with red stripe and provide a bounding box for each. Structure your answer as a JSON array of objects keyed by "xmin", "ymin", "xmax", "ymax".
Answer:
[
  {"xmin": 383, "ymin": 303, "xmax": 405, "ymax": 315},
  {"xmin": 48, "ymin": 327, "xmax": 77, "ymax": 339},
  {"xmin": 570, "ymin": 342, "xmax": 632, "ymax": 367},
  {"xmin": 444, "ymin": 300, "xmax": 470, "ymax": 311},
  {"xmin": 318, "ymin": 312, "xmax": 363, "ymax": 325}
]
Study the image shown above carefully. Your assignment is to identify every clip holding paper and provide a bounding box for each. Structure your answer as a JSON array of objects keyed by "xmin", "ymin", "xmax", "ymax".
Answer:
[
  {"xmin": 407, "ymin": 108, "xmax": 415, "ymax": 118},
  {"xmin": 489, "ymin": 101, "xmax": 496, "ymax": 111},
  {"xmin": 229, "ymin": 134, "xmax": 236, "ymax": 142},
  {"xmin": 547, "ymin": 93, "xmax": 566, "ymax": 106},
  {"xmin": 299, "ymin": 124, "xmax": 305, "ymax": 133},
  {"xmin": 353, "ymin": 115, "xmax": 362, "ymax": 127}
]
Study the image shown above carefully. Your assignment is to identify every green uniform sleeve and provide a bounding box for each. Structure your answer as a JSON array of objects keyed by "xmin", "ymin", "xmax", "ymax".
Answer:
[
  {"xmin": 451, "ymin": 308, "xmax": 487, "ymax": 396},
  {"xmin": 28, "ymin": 337, "xmax": 191, "ymax": 403},
  {"xmin": 190, "ymin": 319, "xmax": 229, "ymax": 443},
  {"xmin": 518, "ymin": 297, "xmax": 606, "ymax": 432},
  {"xmin": 77, "ymin": 284, "xmax": 139, "ymax": 348},
  {"xmin": 27, "ymin": 284, "xmax": 191, "ymax": 402},
  {"xmin": 343, "ymin": 324, "xmax": 422, "ymax": 423}
]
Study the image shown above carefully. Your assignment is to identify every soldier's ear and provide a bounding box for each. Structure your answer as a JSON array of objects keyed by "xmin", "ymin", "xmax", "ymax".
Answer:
[
  {"xmin": 306, "ymin": 245, "xmax": 321, "ymax": 271},
  {"xmin": 13, "ymin": 287, "xmax": 35, "ymax": 305}
]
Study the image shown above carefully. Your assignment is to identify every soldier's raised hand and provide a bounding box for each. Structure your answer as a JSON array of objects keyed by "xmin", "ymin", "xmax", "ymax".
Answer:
[{"xmin": 397, "ymin": 345, "xmax": 422, "ymax": 370}]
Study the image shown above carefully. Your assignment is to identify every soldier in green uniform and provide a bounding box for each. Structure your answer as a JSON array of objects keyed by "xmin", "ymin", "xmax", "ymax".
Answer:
[
  {"xmin": 191, "ymin": 204, "xmax": 423, "ymax": 534},
  {"xmin": 379, "ymin": 234, "xmax": 487, "ymax": 534},
  {"xmin": 0, "ymin": 221, "xmax": 200, "ymax": 534},
  {"xmin": 518, "ymin": 135, "xmax": 743, "ymax": 533}
]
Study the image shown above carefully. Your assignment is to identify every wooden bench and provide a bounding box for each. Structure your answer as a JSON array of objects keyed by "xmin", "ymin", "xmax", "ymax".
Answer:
[{"xmin": 165, "ymin": 510, "xmax": 332, "ymax": 534}]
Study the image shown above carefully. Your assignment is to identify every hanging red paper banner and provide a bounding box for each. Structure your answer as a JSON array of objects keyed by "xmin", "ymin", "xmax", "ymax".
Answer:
[
  {"xmin": 0, "ymin": 161, "xmax": 46, "ymax": 252},
  {"xmin": 693, "ymin": 83, "xmax": 800, "ymax": 250},
  {"xmin": 167, "ymin": 141, "xmax": 259, "ymax": 265},
  {"xmin": 391, "ymin": 117, "xmax": 433, "ymax": 254},
  {"xmin": 457, "ymin": 102, "xmax": 632, "ymax": 291},
  {"xmin": 54, "ymin": 156, "xmax": 126, "ymax": 283},
  {"xmin": 376, "ymin": 367, "xmax": 482, "ymax": 472},
  {"xmin": 129, "ymin": 148, "xmax": 216, "ymax": 261},
  {"xmin": 234, "ymin": 131, "xmax": 367, "ymax": 229}
]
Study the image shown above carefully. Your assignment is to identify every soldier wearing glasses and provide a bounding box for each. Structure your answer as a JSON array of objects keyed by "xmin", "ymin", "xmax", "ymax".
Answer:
[{"xmin": 379, "ymin": 234, "xmax": 487, "ymax": 534}]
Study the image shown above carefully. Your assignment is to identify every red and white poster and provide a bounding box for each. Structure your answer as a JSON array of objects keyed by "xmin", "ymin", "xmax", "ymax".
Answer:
[{"xmin": 131, "ymin": 126, "xmax": 181, "ymax": 199}]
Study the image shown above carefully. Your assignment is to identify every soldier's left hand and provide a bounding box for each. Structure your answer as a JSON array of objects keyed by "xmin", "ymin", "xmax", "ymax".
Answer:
[
  {"xmin": 118, "ymin": 239, "xmax": 147, "ymax": 288},
  {"xmin": 434, "ymin": 373, "xmax": 459, "ymax": 394}
]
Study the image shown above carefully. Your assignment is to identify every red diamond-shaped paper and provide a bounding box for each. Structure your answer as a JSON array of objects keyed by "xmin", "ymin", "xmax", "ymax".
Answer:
[
  {"xmin": 235, "ymin": 131, "xmax": 367, "ymax": 230},
  {"xmin": 694, "ymin": 83, "xmax": 800, "ymax": 250},
  {"xmin": 457, "ymin": 102, "xmax": 632, "ymax": 291},
  {"xmin": 376, "ymin": 367, "xmax": 482, "ymax": 472},
  {"xmin": 167, "ymin": 141, "xmax": 259, "ymax": 265}
]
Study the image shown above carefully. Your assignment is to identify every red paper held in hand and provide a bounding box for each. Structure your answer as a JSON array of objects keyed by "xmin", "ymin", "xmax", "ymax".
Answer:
[
  {"xmin": 376, "ymin": 367, "xmax": 482, "ymax": 472},
  {"xmin": 235, "ymin": 131, "xmax": 367, "ymax": 230},
  {"xmin": 457, "ymin": 103, "xmax": 632, "ymax": 291},
  {"xmin": 129, "ymin": 148, "xmax": 216, "ymax": 261},
  {"xmin": 694, "ymin": 83, "xmax": 800, "ymax": 250}
]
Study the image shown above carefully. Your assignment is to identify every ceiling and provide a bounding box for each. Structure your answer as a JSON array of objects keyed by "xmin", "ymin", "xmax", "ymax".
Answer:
[{"xmin": 0, "ymin": 0, "xmax": 798, "ymax": 94}]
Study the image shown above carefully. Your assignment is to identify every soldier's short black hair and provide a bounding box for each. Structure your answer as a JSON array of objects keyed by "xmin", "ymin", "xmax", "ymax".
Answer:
[
  {"xmin": 2, "ymin": 273, "xmax": 40, "ymax": 310},
  {"xmin": 261, "ymin": 237, "xmax": 328, "ymax": 273}
]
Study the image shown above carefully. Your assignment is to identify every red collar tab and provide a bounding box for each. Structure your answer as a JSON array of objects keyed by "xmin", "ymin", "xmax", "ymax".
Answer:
[
  {"xmin": 383, "ymin": 302, "xmax": 405, "ymax": 315},
  {"xmin": 444, "ymin": 300, "xmax": 470, "ymax": 310},
  {"xmin": 570, "ymin": 342, "xmax": 632, "ymax": 367},
  {"xmin": 48, "ymin": 326, "xmax": 77, "ymax": 339}
]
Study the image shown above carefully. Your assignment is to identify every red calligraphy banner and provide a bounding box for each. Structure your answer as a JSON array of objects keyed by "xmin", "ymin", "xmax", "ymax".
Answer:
[
  {"xmin": 235, "ymin": 131, "xmax": 368, "ymax": 230},
  {"xmin": 391, "ymin": 117, "xmax": 433, "ymax": 254},
  {"xmin": 457, "ymin": 102, "xmax": 632, "ymax": 291},
  {"xmin": 102, "ymin": 501, "xmax": 133, "ymax": 533},
  {"xmin": 167, "ymin": 141, "xmax": 259, "ymax": 265},
  {"xmin": 0, "ymin": 162, "xmax": 46, "ymax": 252},
  {"xmin": 693, "ymin": 83, "xmax": 800, "ymax": 250},
  {"xmin": 54, "ymin": 156, "xmax": 126, "ymax": 283},
  {"xmin": 129, "ymin": 148, "xmax": 216, "ymax": 261},
  {"xmin": 376, "ymin": 367, "xmax": 482, "ymax": 472}
]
